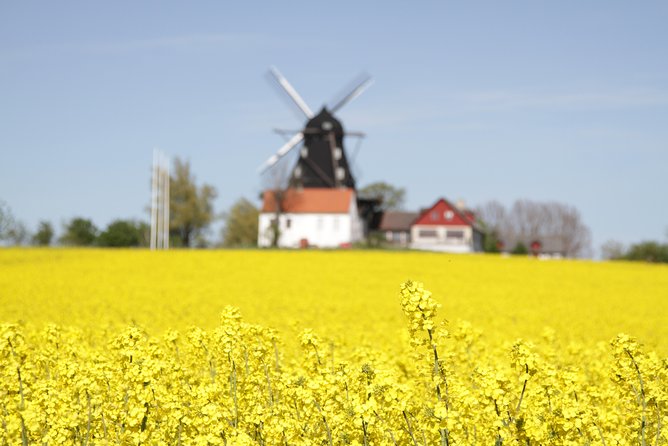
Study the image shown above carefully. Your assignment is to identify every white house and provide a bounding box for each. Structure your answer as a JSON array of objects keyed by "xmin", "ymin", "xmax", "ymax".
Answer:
[
  {"xmin": 410, "ymin": 198, "xmax": 484, "ymax": 253},
  {"xmin": 258, "ymin": 188, "xmax": 363, "ymax": 248}
]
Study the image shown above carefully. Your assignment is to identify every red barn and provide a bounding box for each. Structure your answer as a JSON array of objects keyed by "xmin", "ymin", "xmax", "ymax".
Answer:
[{"xmin": 410, "ymin": 198, "xmax": 484, "ymax": 253}]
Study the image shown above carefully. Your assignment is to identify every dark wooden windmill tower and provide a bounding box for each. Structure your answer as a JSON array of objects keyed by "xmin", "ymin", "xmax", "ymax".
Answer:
[{"xmin": 258, "ymin": 67, "xmax": 372, "ymax": 189}]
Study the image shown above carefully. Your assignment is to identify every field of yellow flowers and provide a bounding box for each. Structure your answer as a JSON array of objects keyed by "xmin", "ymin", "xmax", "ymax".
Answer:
[{"xmin": 1, "ymin": 248, "xmax": 667, "ymax": 445}]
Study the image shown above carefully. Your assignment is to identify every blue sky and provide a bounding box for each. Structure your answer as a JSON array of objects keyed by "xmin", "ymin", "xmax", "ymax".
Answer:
[{"xmin": 1, "ymin": 2, "xmax": 667, "ymax": 252}]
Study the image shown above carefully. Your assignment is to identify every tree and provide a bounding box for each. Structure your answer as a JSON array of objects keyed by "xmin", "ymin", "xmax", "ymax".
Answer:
[
  {"xmin": 5, "ymin": 221, "xmax": 29, "ymax": 245},
  {"xmin": 358, "ymin": 181, "xmax": 406, "ymax": 211},
  {"xmin": 511, "ymin": 241, "xmax": 528, "ymax": 255},
  {"xmin": 0, "ymin": 200, "xmax": 16, "ymax": 242},
  {"xmin": 32, "ymin": 221, "xmax": 54, "ymax": 246},
  {"xmin": 97, "ymin": 219, "xmax": 148, "ymax": 247},
  {"xmin": 261, "ymin": 161, "xmax": 293, "ymax": 248},
  {"xmin": 475, "ymin": 200, "xmax": 507, "ymax": 253},
  {"xmin": 221, "ymin": 198, "xmax": 259, "ymax": 247},
  {"xmin": 600, "ymin": 240, "xmax": 625, "ymax": 260},
  {"xmin": 0, "ymin": 201, "xmax": 31, "ymax": 246},
  {"xmin": 623, "ymin": 241, "xmax": 668, "ymax": 263},
  {"xmin": 169, "ymin": 158, "xmax": 217, "ymax": 247},
  {"xmin": 547, "ymin": 202, "xmax": 592, "ymax": 258},
  {"xmin": 60, "ymin": 218, "xmax": 98, "ymax": 246},
  {"xmin": 483, "ymin": 230, "xmax": 501, "ymax": 253},
  {"xmin": 475, "ymin": 199, "xmax": 592, "ymax": 257}
]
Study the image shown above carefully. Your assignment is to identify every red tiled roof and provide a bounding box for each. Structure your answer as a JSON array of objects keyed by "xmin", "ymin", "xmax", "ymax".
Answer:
[
  {"xmin": 261, "ymin": 188, "xmax": 354, "ymax": 213},
  {"xmin": 413, "ymin": 198, "xmax": 473, "ymax": 227}
]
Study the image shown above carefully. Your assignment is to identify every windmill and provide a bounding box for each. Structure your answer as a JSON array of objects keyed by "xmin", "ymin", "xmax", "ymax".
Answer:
[{"xmin": 258, "ymin": 67, "xmax": 372, "ymax": 190}]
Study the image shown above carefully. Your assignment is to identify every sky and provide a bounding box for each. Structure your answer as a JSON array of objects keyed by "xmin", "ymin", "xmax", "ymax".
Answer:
[{"xmin": 1, "ymin": 1, "xmax": 667, "ymax": 253}]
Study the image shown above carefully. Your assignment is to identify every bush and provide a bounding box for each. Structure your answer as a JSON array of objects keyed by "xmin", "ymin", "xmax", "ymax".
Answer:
[
  {"xmin": 511, "ymin": 241, "xmax": 528, "ymax": 255},
  {"xmin": 60, "ymin": 218, "xmax": 98, "ymax": 246},
  {"xmin": 623, "ymin": 241, "xmax": 668, "ymax": 263},
  {"xmin": 97, "ymin": 220, "xmax": 148, "ymax": 247}
]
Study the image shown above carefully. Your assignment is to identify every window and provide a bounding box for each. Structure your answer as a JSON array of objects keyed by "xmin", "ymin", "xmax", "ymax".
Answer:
[
  {"xmin": 286, "ymin": 218, "xmax": 291, "ymax": 229},
  {"xmin": 430, "ymin": 211, "xmax": 438, "ymax": 221},
  {"xmin": 444, "ymin": 210, "xmax": 454, "ymax": 220},
  {"xmin": 418, "ymin": 229, "xmax": 437, "ymax": 238},
  {"xmin": 446, "ymin": 230, "xmax": 464, "ymax": 239}
]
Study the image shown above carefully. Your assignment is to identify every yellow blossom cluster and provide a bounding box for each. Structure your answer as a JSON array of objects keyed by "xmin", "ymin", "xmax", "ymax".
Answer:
[{"xmin": 0, "ymin": 249, "xmax": 667, "ymax": 444}]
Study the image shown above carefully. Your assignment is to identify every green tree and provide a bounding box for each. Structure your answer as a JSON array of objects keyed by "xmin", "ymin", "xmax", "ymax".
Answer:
[
  {"xmin": 623, "ymin": 241, "xmax": 668, "ymax": 263},
  {"xmin": 60, "ymin": 217, "xmax": 98, "ymax": 246},
  {"xmin": 32, "ymin": 221, "xmax": 54, "ymax": 246},
  {"xmin": 358, "ymin": 181, "xmax": 406, "ymax": 211},
  {"xmin": 97, "ymin": 219, "xmax": 148, "ymax": 247},
  {"xmin": 511, "ymin": 241, "xmax": 528, "ymax": 255},
  {"xmin": 170, "ymin": 158, "xmax": 218, "ymax": 247},
  {"xmin": 221, "ymin": 198, "xmax": 259, "ymax": 247},
  {"xmin": 483, "ymin": 229, "xmax": 501, "ymax": 253}
]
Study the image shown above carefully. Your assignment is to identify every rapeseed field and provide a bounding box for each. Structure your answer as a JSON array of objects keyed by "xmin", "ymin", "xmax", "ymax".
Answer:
[{"xmin": 1, "ymin": 249, "xmax": 666, "ymax": 444}]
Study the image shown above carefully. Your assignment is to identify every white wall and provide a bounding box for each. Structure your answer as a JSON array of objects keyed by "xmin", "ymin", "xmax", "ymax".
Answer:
[
  {"xmin": 349, "ymin": 197, "xmax": 363, "ymax": 243},
  {"xmin": 258, "ymin": 213, "xmax": 355, "ymax": 248},
  {"xmin": 410, "ymin": 225, "xmax": 474, "ymax": 253}
]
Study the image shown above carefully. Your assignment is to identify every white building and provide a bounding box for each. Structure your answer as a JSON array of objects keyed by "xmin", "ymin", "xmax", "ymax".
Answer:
[
  {"xmin": 258, "ymin": 188, "xmax": 363, "ymax": 248},
  {"xmin": 409, "ymin": 198, "xmax": 484, "ymax": 253}
]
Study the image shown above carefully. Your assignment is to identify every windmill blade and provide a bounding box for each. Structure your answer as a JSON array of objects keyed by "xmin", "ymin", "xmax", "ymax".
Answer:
[
  {"xmin": 269, "ymin": 66, "xmax": 314, "ymax": 119},
  {"xmin": 258, "ymin": 132, "xmax": 304, "ymax": 173},
  {"xmin": 348, "ymin": 133, "xmax": 365, "ymax": 181},
  {"xmin": 329, "ymin": 74, "xmax": 374, "ymax": 113},
  {"xmin": 344, "ymin": 130, "xmax": 366, "ymax": 137}
]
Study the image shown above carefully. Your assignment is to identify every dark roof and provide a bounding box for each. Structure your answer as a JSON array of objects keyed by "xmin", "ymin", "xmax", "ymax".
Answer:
[{"xmin": 379, "ymin": 211, "xmax": 419, "ymax": 231}]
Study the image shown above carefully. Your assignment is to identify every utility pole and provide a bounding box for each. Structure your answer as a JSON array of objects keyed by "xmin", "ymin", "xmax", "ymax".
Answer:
[{"xmin": 150, "ymin": 149, "xmax": 170, "ymax": 250}]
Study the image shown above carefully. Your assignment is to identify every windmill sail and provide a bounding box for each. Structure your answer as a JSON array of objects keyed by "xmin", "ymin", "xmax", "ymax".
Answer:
[
  {"xmin": 258, "ymin": 132, "xmax": 304, "ymax": 173},
  {"xmin": 261, "ymin": 68, "xmax": 371, "ymax": 190}
]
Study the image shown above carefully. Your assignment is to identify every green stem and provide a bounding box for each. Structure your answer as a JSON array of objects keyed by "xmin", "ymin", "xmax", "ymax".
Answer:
[
  {"xmin": 272, "ymin": 339, "xmax": 281, "ymax": 373},
  {"xmin": 593, "ymin": 422, "xmax": 607, "ymax": 446},
  {"xmin": 229, "ymin": 357, "xmax": 238, "ymax": 428},
  {"xmin": 85, "ymin": 391, "xmax": 92, "ymax": 446},
  {"xmin": 427, "ymin": 329, "xmax": 450, "ymax": 446},
  {"xmin": 362, "ymin": 419, "xmax": 369, "ymax": 446},
  {"xmin": 177, "ymin": 419, "xmax": 182, "ymax": 446},
  {"xmin": 516, "ymin": 364, "xmax": 528, "ymax": 414},
  {"xmin": 402, "ymin": 411, "xmax": 418, "ymax": 446},
  {"xmin": 427, "ymin": 329, "xmax": 448, "ymax": 407},
  {"xmin": 625, "ymin": 349, "xmax": 647, "ymax": 446},
  {"xmin": 16, "ymin": 366, "xmax": 28, "ymax": 446},
  {"xmin": 314, "ymin": 401, "xmax": 332, "ymax": 446},
  {"xmin": 655, "ymin": 401, "xmax": 661, "ymax": 446},
  {"xmin": 262, "ymin": 359, "xmax": 275, "ymax": 408}
]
